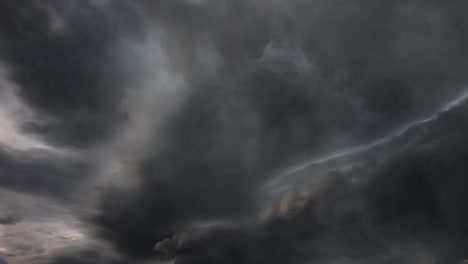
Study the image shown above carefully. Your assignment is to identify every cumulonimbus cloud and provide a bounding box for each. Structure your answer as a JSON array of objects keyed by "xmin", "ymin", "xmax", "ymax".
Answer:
[{"xmin": 1, "ymin": 1, "xmax": 468, "ymax": 263}]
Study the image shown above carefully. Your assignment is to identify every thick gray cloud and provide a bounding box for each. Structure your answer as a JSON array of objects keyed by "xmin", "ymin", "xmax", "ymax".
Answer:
[
  {"xmin": 1, "ymin": 0, "xmax": 468, "ymax": 263},
  {"xmin": 0, "ymin": 146, "xmax": 93, "ymax": 199},
  {"xmin": 0, "ymin": 215, "xmax": 20, "ymax": 226},
  {"xmin": 0, "ymin": 0, "xmax": 141, "ymax": 147},
  {"xmin": 91, "ymin": 0, "xmax": 468, "ymax": 261},
  {"xmin": 153, "ymin": 100, "xmax": 468, "ymax": 263},
  {"xmin": 48, "ymin": 248, "xmax": 124, "ymax": 264}
]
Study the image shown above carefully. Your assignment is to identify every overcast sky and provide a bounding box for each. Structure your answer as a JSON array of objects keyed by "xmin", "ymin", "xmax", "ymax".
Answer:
[{"xmin": 1, "ymin": 1, "xmax": 468, "ymax": 263}]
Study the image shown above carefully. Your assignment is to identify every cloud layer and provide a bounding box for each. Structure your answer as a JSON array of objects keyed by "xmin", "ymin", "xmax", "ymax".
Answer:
[{"xmin": 1, "ymin": 0, "xmax": 468, "ymax": 263}]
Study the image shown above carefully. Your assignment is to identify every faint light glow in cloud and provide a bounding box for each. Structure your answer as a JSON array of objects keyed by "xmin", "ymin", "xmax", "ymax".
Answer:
[
  {"xmin": 0, "ymin": 190, "xmax": 88, "ymax": 264},
  {"xmin": 0, "ymin": 65, "xmax": 55, "ymax": 151},
  {"xmin": 0, "ymin": 246, "xmax": 8, "ymax": 254},
  {"xmin": 262, "ymin": 85, "xmax": 468, "ymax": 193},
  {"xmin": 0, "ymin": 109, "xmax": 50, "ymax": 151}
]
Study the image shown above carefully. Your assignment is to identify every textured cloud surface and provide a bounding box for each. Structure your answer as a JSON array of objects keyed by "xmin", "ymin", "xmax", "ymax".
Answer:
[{"xmin": 1, "ymin": 1, "xmax": 468, "ymax": 263}]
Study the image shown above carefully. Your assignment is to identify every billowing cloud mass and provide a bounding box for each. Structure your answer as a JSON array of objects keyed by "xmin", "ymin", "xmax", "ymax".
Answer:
[
  {"xmin": 1, "ymin": 0, "xmax": 468, "ymax": 263},
  {"xmin": 0, "ymin": 0, "xmax": 141, "ymax": 147},
  {"xmin": 0, "ymin": 215, "xmax": 19, "ymax": 226}
]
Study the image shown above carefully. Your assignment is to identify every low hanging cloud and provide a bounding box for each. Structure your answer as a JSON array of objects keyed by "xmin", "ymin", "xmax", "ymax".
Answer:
[
  {"xmin": 91, "ymin": 1, "xmax": 468, "ymax": 262},
  {"xmin": 0, "ymin": 0, "xmax": 142, "ymax": 148},
  {"xmin": 47, "ymin": 246, "xmax": 125, "ymax": 264},
  {"xmin": 1, "ymin": 0, "xmax": 468, "ymax": 264},
  {"xmin": 0, "ymin": 146, "xmax": 94, "ymax": 200},
  {"xmin": 0, "ymin": 215, "xmax": 20, "ymax": 226},
  {"xmin": 153, "ymin": 100, "xmax": 468, "ymax": 264}
]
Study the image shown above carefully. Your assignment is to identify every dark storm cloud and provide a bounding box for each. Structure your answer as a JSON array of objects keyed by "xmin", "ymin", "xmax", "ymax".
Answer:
[
  {"xmin": 362, "ymin": 103, "xmax": 468, "ymax": 259},
  {"xmin": 153, "ymin": 95, "xmax": 468, "ymax": 264},
  {"xmin": 140, "ymin": 0, "xmax": 468, "ymax": 150},
  {"xmin": 48, "ymin": 248, "xmax": 124, "ymax": 264},
  {"xmin": 0, "ymin": 146, "xmax": 93, "ymax": 199},
  {"xmin": 91, "ymin": 61, "xmax": 358, "ymax": 256},
  {"xmin": 141, "ymin": 0, "xmax": 274, "ymax": 76},
  {"xmin": 0, "ymin": 215, "xmax": 20, "ymax": 225},
  {"xmin": 290, "ymin": 0, "xmax": 468, "ymax": 141},
  {"xmin": 0, "ymin": 0, "xmax": 142, "ymax": 147},
  {"xmin": 2, "ymin": 0, "xmax": 468, "ymax": 263},
  {"xmin": 88, "ymin": 0, "xmax": 468, "ymax": 260},
  {"xmin": 140, "ymin": 0, "xmax": 468, "ymax": 140}
]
